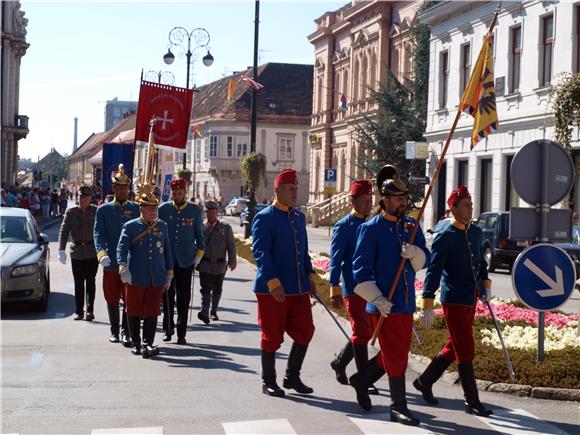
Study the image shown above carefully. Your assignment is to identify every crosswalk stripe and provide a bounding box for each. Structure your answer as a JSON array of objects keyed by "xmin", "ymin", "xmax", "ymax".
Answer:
[
  {"xmin": 348, "ymin": 415, "xmax": 436, "ymax": 434},
  {"xmin": 222, "ymin": 418, "xmax": 297, "ymax": 435},
  {"xmin": 90, "ymin": 427, "xmax": 163, "ymax": 434},
  {"xmin": 474, "ymin": 408, "xmax": 570, "ymax": 435}
]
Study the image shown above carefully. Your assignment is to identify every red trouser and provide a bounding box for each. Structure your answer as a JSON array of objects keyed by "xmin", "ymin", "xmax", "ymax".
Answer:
[
  {"xmin": 439, "ymin": 303, "xmax": 476, "ymax": 364},
  {"xmin": 103, "ymin": 270, "xmax": 125, "ymax": 305},
  {"xmin": 124, "ymin": 284, "xmax": 164, "ymax": 317},
  {"xmin": 256, "ymin": 293, "xmax": 315, "ymax": 352},
  {"xmin": 370, "ymin": 313, "xmax": 413, "ymax": 377},
  {"xmin": 344, "ymin": 294, "xmax": 372, "ymax": 345}
]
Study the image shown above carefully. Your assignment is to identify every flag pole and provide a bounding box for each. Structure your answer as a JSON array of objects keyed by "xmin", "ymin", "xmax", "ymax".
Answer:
[{"xmin": 370, "ymin": 4, "xmax": 501, "ymax": 346}]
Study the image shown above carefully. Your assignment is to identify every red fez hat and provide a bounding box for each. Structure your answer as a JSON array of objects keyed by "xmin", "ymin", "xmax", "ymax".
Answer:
[
  {"xmin": 274, "ymin": 168, "xmax": 298, "ymax": 188},
  {"xmin": 447, "ymin": 185, "xmax": 471, "ymax": 208},
  {"xmin": 170, "ymin": 178, "xmax": 186, "ymax": 190},
  {"xmin": 351, "ymin": 179, "xmax": 372, "ymax": 197}
]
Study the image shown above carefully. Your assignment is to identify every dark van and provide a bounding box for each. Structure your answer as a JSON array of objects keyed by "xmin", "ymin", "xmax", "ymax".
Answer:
[{"xmin": 475, "ymin": 212, "xmax": 524, "ymax": 272}]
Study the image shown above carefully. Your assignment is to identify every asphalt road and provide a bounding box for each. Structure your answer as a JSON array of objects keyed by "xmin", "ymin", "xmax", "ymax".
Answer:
[{"xmin": 1, "ymin": 222, "xmax": 579, "ymax": 434}]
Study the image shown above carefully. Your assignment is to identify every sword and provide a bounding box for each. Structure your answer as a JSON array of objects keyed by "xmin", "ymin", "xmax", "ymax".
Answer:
[
  {"xmin": 485, "ymin": 299, "xmax": 516, "ymax": 383},
  {"xmin": 412, "ymin": 325, "xmax": 423, "ymax": 345},
  {"xmin": 311, "ymin": 292, "xmax": 351, "ymax": 341}
]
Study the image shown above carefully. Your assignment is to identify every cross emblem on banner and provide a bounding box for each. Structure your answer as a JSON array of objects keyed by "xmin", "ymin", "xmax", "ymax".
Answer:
[{"xmin": 158, "ymin": 109, "xmax": 174, "ymax": 130}]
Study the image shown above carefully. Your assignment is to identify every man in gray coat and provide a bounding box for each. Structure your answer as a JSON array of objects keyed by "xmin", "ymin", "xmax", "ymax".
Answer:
[
  {"xmin": 197, "ymin": 200, "xmax": 237, "ymax": 323},
  {"xmin": 58, "ymin": 186, "xmax": 98, "ymax": 321}
]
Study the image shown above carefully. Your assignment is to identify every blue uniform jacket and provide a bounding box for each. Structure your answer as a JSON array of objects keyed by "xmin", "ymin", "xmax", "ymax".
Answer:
[
  {"xmin": 252, "ymin": 201, "xmax": 316, "ymax": 295},
  {"xmin": 94, "ymin": 200, "xmax": 140, "ymax": 270},
  {"xmin": 353, "ymin": 211, "xmax": 430, "ymax": 315},
  {"xmin": 329, "ymin": 210, "xmax": 366, "ymax": 297},
  {"xmin": 158, "ymin": 201, "xmax": 205, "ymax": 268},
  {"xmin": 423, "ymin": 220, "xmax": 489, "ymax": 306},
  {"xmin": 117, "ymin": 218, "xmax": 173, "ymax": 287}
]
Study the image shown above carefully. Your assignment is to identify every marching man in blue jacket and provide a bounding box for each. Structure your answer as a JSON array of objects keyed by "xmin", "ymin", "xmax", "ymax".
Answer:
[
  {"xmin": 415, "ymin": 185, "xmax": 493, "ymax": 416},
  {"xmin": 94, "ymin": 164, "xmax": 140, "ymax": 345},
  {"xmin": 329, "ymin": 179, "xmax": 381, "ymax": 395},
  {"xmin": 350, "ymin": 170, "xmax": 429, "ymax": 426},
  {"xmin": 117, "ymin": 184, "xmax": 173, "ymax": 358},
  {"xmin": 158, "ymin": 178, "xmax": 205, "ymax": 344},
  {"xmin": 252, "ymin": 168, "xmax": 317, "ymax": 398}
]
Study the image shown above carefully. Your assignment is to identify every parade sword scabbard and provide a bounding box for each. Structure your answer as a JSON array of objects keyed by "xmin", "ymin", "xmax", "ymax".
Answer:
[
  {"xmin": 311, "ymin": 291, "xmax": 351, "ymax": 342},
  {"xmin": 370, "ymin": 3, "xmax": 502, "ymax": 346},
  {"xmin": 485, "ymin": 299, "xmax": 516, "ymax": 382}
]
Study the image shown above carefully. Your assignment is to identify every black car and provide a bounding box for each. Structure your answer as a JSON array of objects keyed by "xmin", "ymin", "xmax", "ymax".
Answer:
[
  {"xmin": 475, "ymin": 212, "xmax": 524, "ymax": 272},
  {"xmin": 240, "ymin": 203, "xmax": 268, "ymax": 227}
]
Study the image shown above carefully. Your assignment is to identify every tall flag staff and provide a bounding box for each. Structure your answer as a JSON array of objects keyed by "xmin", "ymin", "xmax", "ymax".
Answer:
[{"xmin": 370, "ymin": 2, "xmax": 502, "ymax": 347}]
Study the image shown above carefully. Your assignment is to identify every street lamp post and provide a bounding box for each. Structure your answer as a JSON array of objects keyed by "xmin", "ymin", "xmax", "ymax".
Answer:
[
  {"xmin": 163, "ymin": 27, "xmax": 214, "ymax": 175},
  {"xmin": 144, "ymin": 70, "xmax": 175, "ymax": 85}
]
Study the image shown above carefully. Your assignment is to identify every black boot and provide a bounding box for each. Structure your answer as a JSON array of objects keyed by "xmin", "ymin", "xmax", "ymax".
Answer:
[
  {"xmin": 458, "ymin": 362, "xmax": 493, "ymax": 417},
  {"xmin": 107, "ymin": 304, "xmax": 120, "ymax": 343},
  {"xmin": 413, "ymin": 354, "xmax": 453, "ymax": 405},
  {"xmin": 261, "ymin": 350, "xmax": 285, "ymax": 397},
  {"xmin": 283, "ymin": 342, "xmax": 313, "ymax": 394},
  {"xmin": 349, "ymin": 355, "xmax": 383, "ymax": 411},
  {"xmin": 142, "ymin": 317, "xmax": 160, "ymax": 359},
  {"xmin": 128, "ymin": 316, "xmax": 141, "ymax": 355},
  {"xmin": 389, "ymin": 376, "xmax": 420, "ymax": 426},
  {"xmin": 120, "ymin": 311, "xmax": 132, "ymax": 348},
  {"xmin": 198, "ymin": 292, "xmax": 211, "ymax": 324},
  {"xmin": 210, "ymin": 290, "xmax": 222, "ymax": 320},
  {"xmin": 353, "ymin": 344, "xmax": 379, "ymax": 395},
  {"xmin": 330, "ymin": 341, "xmax": 353, "ymax": 385}
]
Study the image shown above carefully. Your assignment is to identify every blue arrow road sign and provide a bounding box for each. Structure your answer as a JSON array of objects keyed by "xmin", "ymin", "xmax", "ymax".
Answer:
[{"xmin": 512, "ymin": 244, "xmax": 576, "ymax": 311}]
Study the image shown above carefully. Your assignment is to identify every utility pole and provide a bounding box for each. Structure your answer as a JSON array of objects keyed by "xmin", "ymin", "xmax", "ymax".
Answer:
[{"xmin": 244, "ymin": 0, "xmax": 260, "ymax": 238}]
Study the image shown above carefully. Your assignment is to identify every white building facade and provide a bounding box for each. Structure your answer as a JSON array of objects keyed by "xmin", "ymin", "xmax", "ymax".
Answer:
[
  {"xmin": 192, "ymin": 122, "xmax": 310, "ymax": 205},
  {"xmin": 420, "ymin": 0, "xmax": 580, "ymax": 230}
]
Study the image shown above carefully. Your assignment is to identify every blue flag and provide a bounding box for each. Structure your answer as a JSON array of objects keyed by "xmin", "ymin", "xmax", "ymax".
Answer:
[{"xmin": 102, "ymin": 143, "xmax": 135, "ymax": 199}]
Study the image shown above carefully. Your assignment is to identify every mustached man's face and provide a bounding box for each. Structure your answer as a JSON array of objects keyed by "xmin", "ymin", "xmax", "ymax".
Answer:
[
  {"xmin": 383, "ymin": 195, "xmax": 408, "ymax": 219},
  {"xmin": 140, "ymin": 205, "xmax": 158, "ymax": 222},
  {"xmin": 351, "ymin": 194, "xmax": 372, "ymax": 217},
  {"xmin": 275, "ymin": 183, "xmax": 298, "ymax": 208},
  {"xmin": 113, "ymin": 184, "xmax": 129, "ymax": 202},
  {"xmin": 171, "ymin": 187, "xmax": 186, "ymax": 203},
  {"xmin": 451, "ymin": 197, "xmax": 473, "ymax": 225}
]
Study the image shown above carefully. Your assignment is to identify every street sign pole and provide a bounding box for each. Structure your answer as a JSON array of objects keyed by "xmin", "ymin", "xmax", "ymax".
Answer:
[{"xmin": 510, "ymin": 139, "xmax": 576, "ymax": 362}]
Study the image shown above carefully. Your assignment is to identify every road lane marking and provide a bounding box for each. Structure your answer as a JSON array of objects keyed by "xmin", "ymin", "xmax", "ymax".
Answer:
[
  {"xmin": 349, "ymin": 415, "xmax": 436, "ymax": 434},
  {"xmin": 474, "ymin": 408, "xmax": 569, "ymax": 434},
  {"xmin": 52, "ymin": 312, "xmax": 65, "ymax": 325},
  {"xmin": 222, "ymin": 418, "xmax": 297, "ymax": 435},
  {"xmin": 91, "ymin": 427, "xmax": 163, "ymax": 434},
  {"xmin": 2, "ymin": 352, "xmax": 44, "ymax": 368}
]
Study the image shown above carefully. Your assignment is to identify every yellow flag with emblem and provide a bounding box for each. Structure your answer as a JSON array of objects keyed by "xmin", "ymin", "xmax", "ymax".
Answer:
[
  {"xmin": 227, "ymin": 79, "xmax": 238, "ymax": 104},
  {"xmin": 460, "ymin": 34, "xmax": 498, "ymax": 149}
]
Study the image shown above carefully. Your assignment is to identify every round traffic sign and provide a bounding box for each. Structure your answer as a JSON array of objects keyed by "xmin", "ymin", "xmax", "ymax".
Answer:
[
  {"xmin": 511, "ymin": 243, "xmax": 576, "ymax": 311},
  {"xmin": 510, "ymin": 140, "xmax": 574, "ymax": 206}
]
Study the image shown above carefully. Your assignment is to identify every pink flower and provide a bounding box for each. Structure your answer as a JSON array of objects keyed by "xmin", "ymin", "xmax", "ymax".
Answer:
[{"xmin": 311, "ymin": 257, "xmax": 330, "ymax": 273}]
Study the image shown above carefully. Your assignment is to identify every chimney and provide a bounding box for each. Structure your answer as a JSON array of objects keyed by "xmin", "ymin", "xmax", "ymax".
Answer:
[{"xmin": 73, "ymin": 117, "xmax": 78, "ymax": 152}]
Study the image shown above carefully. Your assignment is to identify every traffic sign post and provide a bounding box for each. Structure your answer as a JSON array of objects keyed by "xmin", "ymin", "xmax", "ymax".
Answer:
[
  {"xmin": 323, "ymin": 168, "xmax": 337, "ymax": 195},
  {"xmin": 510, "ymin": 139, "xmax": 576, "ymax": 361},
  {"xmin": 511, "ymin": 244, "xmax": 576, "ymax": 312}
]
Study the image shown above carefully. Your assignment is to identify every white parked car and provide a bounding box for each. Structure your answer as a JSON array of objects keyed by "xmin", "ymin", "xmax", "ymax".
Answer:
[{"xmin": 225, "ymin": 198, "xmax": 249, "ymax": 216}]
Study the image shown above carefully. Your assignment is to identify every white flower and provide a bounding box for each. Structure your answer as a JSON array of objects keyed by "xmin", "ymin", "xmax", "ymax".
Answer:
[{"xmin": 481, "ymin": 324, "xmax": 580, "ymax": 351}]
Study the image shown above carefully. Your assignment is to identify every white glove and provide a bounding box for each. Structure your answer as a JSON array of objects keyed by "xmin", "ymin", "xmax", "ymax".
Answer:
[
  {"xmin": 58, "ymin": 250, "xmax": 67, "ymax": 265},
  {"xmin": 165, "ymin": 277, "xmax": 173, "ymax": 291},
  {"xmin": 193, "ymin": 256, "xmax": 202, "ymax": 267},
  {"xmin": 401, "ymin": 243, "xmax": 427, "ymax": 272},
  {"xmin": 354, "ymin": 281, "xmax": 393, "ymax": 317},
  {"xmin": 418, "ymin": 309, "xmax": 434, "ymax": 330},
  {"xmin": 99, "ymin": 255, "xmax": 111, "ymax": 268},
  {"xmin": 480, "ymin": 287, "xmax": 492, "ymax": 302},
  {"xmin": 119, "ymin": 268, "xmax": 132, "ymax": 285}
]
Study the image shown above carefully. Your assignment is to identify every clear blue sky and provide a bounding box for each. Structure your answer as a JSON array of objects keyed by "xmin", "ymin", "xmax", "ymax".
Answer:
[{"xmin": 18, "ymin": 0, "xmax": 345, "ymax": 160}]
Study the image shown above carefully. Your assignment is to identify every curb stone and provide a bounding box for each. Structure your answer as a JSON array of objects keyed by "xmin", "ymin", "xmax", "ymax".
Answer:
[{"xmin": 409, "ymin": 353, "xmax": 580, "ymax": 402}]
